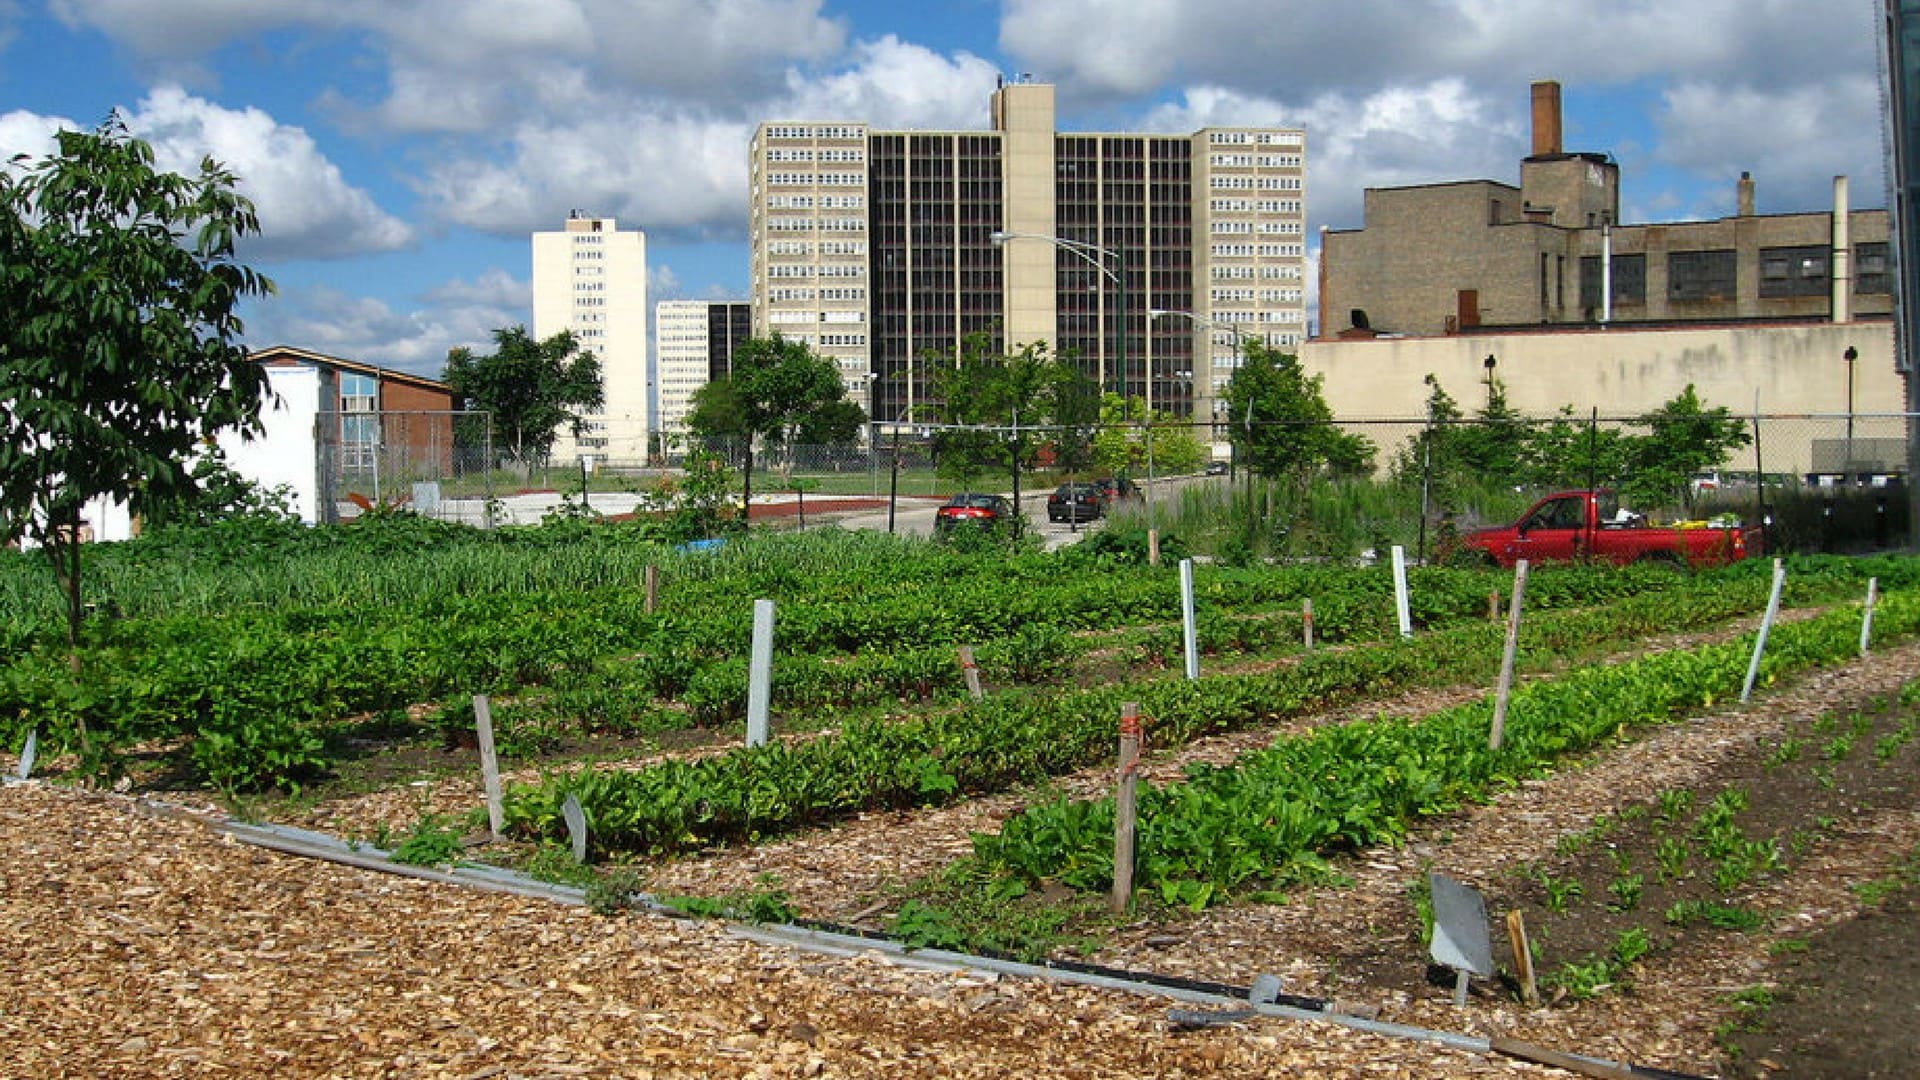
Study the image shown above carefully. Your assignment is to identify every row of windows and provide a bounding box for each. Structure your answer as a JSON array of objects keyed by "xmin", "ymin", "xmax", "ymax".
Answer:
[
  {"xmin": 763, "ymin": 195, "xmax": 866, "ymax": 209},
  {"xmin": 763, "ymin": 124, "xmax": 865, "ymax": 140},
  {"xmin": 1576, "ymin": 243, "xmax": 1893, "ymax": 306},
  {"xmin": 574, "ymin": 266, "xmax": 601, "ymax": 276},
  {"xmin": 821, "ymin": 287, "xmax": 866, "ymax": 301},
  {"xmin": 820, "ymin": 333, "xmax": 867, "ymax": 347},
  {"xmin": 769, "ymin": 287, "xmax": 814, "ymax": 301},
  {"xmin": 821, "ymin": 241, "xmax": 866, "ymax": 256},
  {"xmin": 766, "ymin": 171, "xmax": 867, "ymax": 186},
  {"xmin": 1258, "ymin": 221, "xmax": 1303, "ymax": 235},
  {"xmin": 1209, "ymin": 176, "xmax": 1303, "ymax": 190},
  {"xmin": 1207, "ymin": 131, "xmax": 1302, "ymax": 145},
  {"xmin": 571, "ymin": 233, "xmax": 601, "ymax": 243},
  {"xmin": 1207, "ymin": 153, "xmax": 1304, "ymax": 168}
]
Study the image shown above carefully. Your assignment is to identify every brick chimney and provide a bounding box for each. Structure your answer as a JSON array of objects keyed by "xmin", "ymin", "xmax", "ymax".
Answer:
[{"xmin": 1531, "ymin": 81, "xmax": 1563, "ymax": 156}]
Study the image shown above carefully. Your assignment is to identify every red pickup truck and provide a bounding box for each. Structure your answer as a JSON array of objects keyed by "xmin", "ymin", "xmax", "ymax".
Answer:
[{"xmin": 1457, "ymin": 490, "xmax": 1763, "ymax": 569}]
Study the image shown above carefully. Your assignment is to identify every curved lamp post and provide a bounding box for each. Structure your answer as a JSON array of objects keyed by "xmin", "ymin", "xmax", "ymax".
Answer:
[
  {"xmin": 1151, "ymin": 308, "xmax": 1246, "ymax": 475},
  {"xmin": 991, "ymin": 229, "xmax": 1128, "ymax": 415}
]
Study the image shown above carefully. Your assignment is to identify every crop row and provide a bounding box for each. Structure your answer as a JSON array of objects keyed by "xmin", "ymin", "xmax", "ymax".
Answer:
[
  {"xmin": 0, "ymin": 551, "xmax": 1739, "ymax": 781},
  {"xmin": 499, "ymin": 568, "xmax": 1826, "ymax": 857},
  {"xmin": 971, "ymin": 588, "xmax": 1920, "ymax": 910}
]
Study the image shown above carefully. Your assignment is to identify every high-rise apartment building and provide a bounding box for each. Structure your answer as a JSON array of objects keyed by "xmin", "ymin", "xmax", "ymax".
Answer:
[
  {"xmin": 653, "ymin": 299, "xmax": 752, "ymax": 440},
  {"xmin": 748, "ymin": 79, "xmax": 1306, "ymax": 427},
  {"xmin": 532, "ymin": 213, "xmax": 649, "ymax": 462}
]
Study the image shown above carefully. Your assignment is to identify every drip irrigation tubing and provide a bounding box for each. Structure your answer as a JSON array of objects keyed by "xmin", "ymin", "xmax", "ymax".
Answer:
[{"xmin": 194, "ymin": 810, "xmax": 1706, "ymax": 1080}]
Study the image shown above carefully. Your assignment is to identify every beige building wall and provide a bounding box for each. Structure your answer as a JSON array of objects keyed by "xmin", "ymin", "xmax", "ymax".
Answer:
[
  {"xmin": 748, "ymin": 121, "xmax": 872, "ymax": 395},
  {"xmin": 992, "ymin": 81, "xmax": 1059, "ymax": 352},
  {"xmin": 533, "ymin": 214, "xmax": 649, "ymax": 463},
  {"xmin": 1302, "ymin": 320, "xmax": 1906, "ymax": 477},
  {"xmin": 653, "ymin": 300, "xmax": 712, "ymax": 440}
]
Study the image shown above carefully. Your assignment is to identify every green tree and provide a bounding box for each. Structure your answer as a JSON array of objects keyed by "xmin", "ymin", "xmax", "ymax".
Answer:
[
  {"xmin": 687, "ymin": 334, "xmax": 851, "ymax": 518},
  {"xmin": 0, "ymin": 116, "xmax": 273, "ymax": 677},
  {"xmin": 929, "ymin": 336, "xmax": 1097, "ymax": 493},
  {"xmin": 1088, "ymin": 394, "xmax": 1209, "ymax": 477},
  {"xmin": 1621, "ymin": 384, "xmax": 1751, "ymax": 510},
  {"xmin": 443, "ymin": 326, "xmax": 602, "ymax": 470},
  {"xmin": 1223, "ymin": 342, "xmax": 1374, "ymax": 481}
]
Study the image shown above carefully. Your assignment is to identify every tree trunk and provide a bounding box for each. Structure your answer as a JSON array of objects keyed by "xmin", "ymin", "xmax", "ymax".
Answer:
[
  {"xmin": 44, "ymin": 511, "xmax": 92, "ymax": 758},
  {"xmin": 742, "ymin": 441, "xmax": 754, "ymax": 530}
]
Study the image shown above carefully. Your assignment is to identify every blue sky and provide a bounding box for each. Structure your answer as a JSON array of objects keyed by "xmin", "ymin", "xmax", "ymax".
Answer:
[{"xmin": 0, "ymin": 0, "xmax": 1892, "ymax": 377}]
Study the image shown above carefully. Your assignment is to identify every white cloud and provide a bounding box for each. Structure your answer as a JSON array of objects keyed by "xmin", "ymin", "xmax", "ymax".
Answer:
[
  {"xmin": 1654, "ymin": 77, "xmax": 1885, "ymax": 214},
  {"xmin": 247, "ymin": 281, "xmax": 513, "ymax": 377},
  {"xmin": 770, "ymin": 35, "xmax": 1000, "ymax": 130},
  {"xmin": 125, "ymin": 86, "xmax": 413, "ymax": 261},
  {"xmin": 0, "ymin": 108, "xmax": 72, "ymax": 162}
]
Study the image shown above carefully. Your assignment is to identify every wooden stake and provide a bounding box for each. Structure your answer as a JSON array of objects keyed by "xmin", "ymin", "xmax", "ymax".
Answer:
[
  {"xmin": 1148, "ymin": 528, "xmax": 1161, "ymax": 567},
  {"xmin": 644, "ymin": 565, "xmax": 659, "ymax": 615},
  {"xmin": 958, "ymin": 645, "xmax": 984, "ymax": 701},
  {"xmin": 1489, "ymin": 591, "xmax": 1500, "ymax": 622},
  {"xmin": 1506, "ymin": 909, "xmax": 1539, "ymax": 1005},
  {"xmin": 473, "ymin": 694, "xmax": 505, "ymax": 840},
  {"xmin": 1302, "ymin": 598, "xmax": 1315, "ymax": 651},
  {"xmin": 1489, "ymin": 559, "xmax": 1529, "ymax": 751},
  {"xmin": 1110, "ymin": 703, "xmax": 1142, "ymax": 914}
]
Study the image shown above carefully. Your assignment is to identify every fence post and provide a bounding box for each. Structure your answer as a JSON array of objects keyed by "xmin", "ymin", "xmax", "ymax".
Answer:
[
  {"xmin": 644, "ymin": 565, "xmax": 659, "ymax": 615},
  {"xmin": 473, "ymin": 694, "xmax": 505, "ymax": 840},
  {"xmin": 1110, "ymin": 703, "xmax": 1142, "ymax": 914},
  {"xmin": 1741, "ymin": 559, "xmax": 1788, "ymax": 704},
  {"xmin": 747, "ymin": 599, "xmax": 776, "ymax": 747},
  {"xmin": 1489, "ymin": 560, "xmax": 1529, "ymax": 751},
  {"xmin": 1149, "ymin": 528, "xmax": 1161, "ymax": 567},
  {"xmin": 1302, "ymin": 598, "xmax": 1315, "ymax": 651}
]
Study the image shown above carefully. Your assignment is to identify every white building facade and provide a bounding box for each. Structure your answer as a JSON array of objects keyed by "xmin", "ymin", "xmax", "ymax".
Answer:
[
  {"xmin": 654, "ymin": 300, "xmax": 714, "ymax": 441},
  {"xmin": 532, "ymin": 213, "xmax": 650, "ymax": 464}
]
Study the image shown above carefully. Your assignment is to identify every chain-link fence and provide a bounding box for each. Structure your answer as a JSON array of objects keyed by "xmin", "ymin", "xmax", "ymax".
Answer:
[{"xmin": 308, "ymin": 410, "xmax": 1916, "ymax": 547}]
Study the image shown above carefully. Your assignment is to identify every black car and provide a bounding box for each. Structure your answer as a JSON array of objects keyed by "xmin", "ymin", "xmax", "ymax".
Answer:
[
  {"xmin": 934, "ymin": 493, "xmax": 1014, "ymax": 534},
  {"xmin": 1047, "ymin": 482, "xmax": 1106, "ymax": 523}
]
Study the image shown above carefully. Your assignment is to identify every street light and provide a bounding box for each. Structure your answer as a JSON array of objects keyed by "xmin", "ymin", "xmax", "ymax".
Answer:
[
  {"xmin": 1843, "ymin": 345, "xmax": 1858, "ymax": 483},
  {"xmin": 991, "ymin": 229, "xmax": 1128, "ymax": 412},
  {"xmin": 1151, "ymin": 308, "xmax": 1246, "ymax": 473},
  {"xmin": 1483, "ymin": 354, "xmax": 1497, "ymax": 412}
]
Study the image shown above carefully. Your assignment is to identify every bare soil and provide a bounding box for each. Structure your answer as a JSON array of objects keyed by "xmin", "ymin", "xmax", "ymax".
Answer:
[{"xmin": 5, "ymin": 621, "xmax": 1917, "ymax": 1077}]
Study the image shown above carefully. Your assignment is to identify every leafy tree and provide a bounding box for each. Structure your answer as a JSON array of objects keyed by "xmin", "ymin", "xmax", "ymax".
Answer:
[
  {"xmin": 443, "ymin": 326, "xmax": 603, "ymax": 470},
  {"xmin": 1090, "ymin": 394, "xmax": 1210, "ymax": 477},
  {"xmin": 143, "ymin": 441, "xmax": 299, "ymax": 531},
  {"xmin": 929, "ymin": 337, "xmax": 1097, "ymax": 493},
  {"xmin": 0, "ymin": 116, "xmax": 273, "ymax": 681},
  {"xmin": 1223, "ymin": 342, "xmax": 1374, "ymax": 481},
  {"xmin": 687, "ymin": 334, "xmax": 851, "ymax": 518},
  {"xmin": 1621, "ymin": 384, "xmax": 1751, "ymax": 510}
]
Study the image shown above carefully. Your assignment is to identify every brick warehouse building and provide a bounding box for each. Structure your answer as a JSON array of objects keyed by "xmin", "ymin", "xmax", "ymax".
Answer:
[{"xmin": 1319, "ymin": 81, "xmax": 1892, "ymax": 338}]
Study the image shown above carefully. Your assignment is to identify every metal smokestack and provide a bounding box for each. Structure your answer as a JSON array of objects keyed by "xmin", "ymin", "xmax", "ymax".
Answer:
[{"xmin": 1832, "ymin": 175, "xmax": 1851, "ymax": 324}]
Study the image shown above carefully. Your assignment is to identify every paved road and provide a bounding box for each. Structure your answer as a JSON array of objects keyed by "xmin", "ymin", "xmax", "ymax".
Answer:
[{"xmin": 831, "ymin": 474, "xmax": 1211, "ymax": 551}]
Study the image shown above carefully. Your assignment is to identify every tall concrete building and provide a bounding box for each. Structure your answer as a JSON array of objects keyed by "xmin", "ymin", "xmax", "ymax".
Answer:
[
  {"xmin": 653, "ymin": 299, "xmax": 751, "ymax": 440},
  {"xmin": 1320, "ymin": 82, "xmax": 1892, "ymax": 338},
  {"xmin": 748, "ymin": 78, "xmax": 1306, "ymax": 427},
  {"xmin": 532, "ymin": 213, "xmax": 649, "ymax": 463}
]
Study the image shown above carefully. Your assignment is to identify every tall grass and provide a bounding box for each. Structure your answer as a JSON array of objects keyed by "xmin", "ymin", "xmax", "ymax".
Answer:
[{"xmin": 1113, "ymin": 475, "xmax": 1538, "ymax": 563}]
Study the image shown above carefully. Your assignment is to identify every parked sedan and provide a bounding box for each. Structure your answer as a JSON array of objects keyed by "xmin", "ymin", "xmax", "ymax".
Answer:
[
  {"xmin": 933, "ymin": 493, "xmax": 1014, "ymax": 535},
  {"xmin": 1047, "ymin": 482, "xmax": 1107, "ymax": 523}
]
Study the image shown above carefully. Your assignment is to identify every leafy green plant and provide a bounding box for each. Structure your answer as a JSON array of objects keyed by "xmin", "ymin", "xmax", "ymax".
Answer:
[
  {"xmin": 1665, "ymin": 900, "xmax": 1765, "ymax": 931},
  {"xmin": 389, "ymin": 816, "xmax": 464, "ymax": 867},
  {"xmin": 1655, "ymin": 836, "xmax": 1692, "ymax": 883},
  {"xmin": 1611, "ymin": 927, "xmax": 1653, "ymax": 966},
  {"xmin": 1539, "ymin": 872, "xmax": 1585, "ymax": 913},
  {"xmin": 586, "ymin": 868, "xmax": 648, "ymax": 916},
  {"xmin": 1607, "ymin": 872, "xmax": 1644, "ymax": 913}
]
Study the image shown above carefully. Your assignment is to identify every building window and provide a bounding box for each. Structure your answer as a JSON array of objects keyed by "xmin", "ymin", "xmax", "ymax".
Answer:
[
  {"xmin": 1667, "ymin": 250, "xmax": 1737, "ymax": 302},
  {"xmin": 1579, "ymin": 254, "xmax": 1647, "ymax": 308},
  {"xmin": 1759, "ymin": 245, "xmax": 1830, "ymax": 298},
  {"xmin": 1856, "ymin": 241, "xmax": 1892, "ymax": 294}
]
